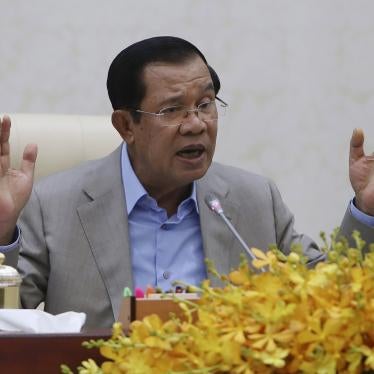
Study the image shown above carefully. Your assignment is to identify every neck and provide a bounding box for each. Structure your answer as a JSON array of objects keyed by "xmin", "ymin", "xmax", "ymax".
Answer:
[
  {"xmin": 147, "ymin": 183, "xmax": 192, "ymax": 217},
  {"xmin": 126, "ymin": 147, "xmax": 193, "ymax": 217}
]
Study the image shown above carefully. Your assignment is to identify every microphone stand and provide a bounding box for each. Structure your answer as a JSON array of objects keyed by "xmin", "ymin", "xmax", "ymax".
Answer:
[{"xmin": 205, "ymin": 193, "xmax": 265, "ymax": 272}]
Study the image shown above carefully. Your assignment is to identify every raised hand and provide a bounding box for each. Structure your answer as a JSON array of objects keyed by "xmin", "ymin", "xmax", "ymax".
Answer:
[
  {"xmin": 349, "ymin": 128, "xmax": 374, "ymax": 216},
  {"xmin": 0, "ymin": 115, "xmax": 37, "ymax": 244}
]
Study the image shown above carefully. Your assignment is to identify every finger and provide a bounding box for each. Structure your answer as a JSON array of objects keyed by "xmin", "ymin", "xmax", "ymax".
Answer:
[
  {"xmin": 349, "ymin": 128, "xmax": 365, "ymax": 163},
  {"xmin": 0, "ymin": 114, "xmax": 11, "ymax": 145},
  {"xmin": 20, "ymin": 143, "xmax": 38, "ymax": 179},
  {"xmin": 0, "ymin": 115, "xmax": 11, "ymax": 173}
]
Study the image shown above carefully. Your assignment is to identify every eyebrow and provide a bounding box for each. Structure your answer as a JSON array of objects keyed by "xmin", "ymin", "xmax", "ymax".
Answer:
[{"xmin": 157, "ymin": 82, "xmax": 215, "ymax": 108}]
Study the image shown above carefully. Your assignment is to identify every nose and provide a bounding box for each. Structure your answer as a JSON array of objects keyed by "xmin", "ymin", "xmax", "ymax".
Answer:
[{"xmin": 178, "ymin": 109, "xmax": 206, "ymax": 135}]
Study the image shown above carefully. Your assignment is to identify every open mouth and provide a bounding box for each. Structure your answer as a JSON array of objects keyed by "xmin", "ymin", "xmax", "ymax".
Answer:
[{"xmin": 176, "ymin": 144, "xmax": 205, "ymax": 159}]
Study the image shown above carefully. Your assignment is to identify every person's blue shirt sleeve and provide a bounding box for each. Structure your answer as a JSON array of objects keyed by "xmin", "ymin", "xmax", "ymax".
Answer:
[
  {"xmin": 0, "ymin": 227, "xmax": 20, "ymax": 253},
  {"xmin": 350, "ymin": 199, "xmax": 374, "ymax": 228}
]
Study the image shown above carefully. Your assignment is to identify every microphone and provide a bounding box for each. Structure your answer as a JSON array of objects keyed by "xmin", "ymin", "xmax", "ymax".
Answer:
[{"xmin": 204, "ymin": 193, "xmax": 265, "ymax": 272}]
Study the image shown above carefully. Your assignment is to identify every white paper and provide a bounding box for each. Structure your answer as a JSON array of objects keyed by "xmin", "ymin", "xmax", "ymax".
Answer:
[{"xmin": 0, "ymin": 309, "xmax": 86, "ymax": 333}]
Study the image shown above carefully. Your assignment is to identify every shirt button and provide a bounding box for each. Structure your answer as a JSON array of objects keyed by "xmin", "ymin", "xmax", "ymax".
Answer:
[{"xmin": 163, "ymin": 271, "xmax": 171, "ymax": 280}]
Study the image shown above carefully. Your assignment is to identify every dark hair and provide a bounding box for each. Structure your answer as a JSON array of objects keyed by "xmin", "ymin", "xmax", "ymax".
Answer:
[{"xmin": 107, "ymin": 36, "xmax": 220, "ymax": 120}]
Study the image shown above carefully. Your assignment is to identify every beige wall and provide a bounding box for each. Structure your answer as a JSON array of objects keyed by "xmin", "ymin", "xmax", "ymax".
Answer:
[{"xmin": 1, "ymin": 0, "xmax": 374, "ymax": 243}]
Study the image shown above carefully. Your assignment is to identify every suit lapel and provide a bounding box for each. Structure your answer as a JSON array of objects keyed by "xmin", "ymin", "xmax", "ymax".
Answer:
[
  {"xmin": 197, "ymin": 166, "xmax": 241, "ymax": 287},
  {"xmin": 77, "ymin": 146, "xmax": 132, "ymax": 320}
]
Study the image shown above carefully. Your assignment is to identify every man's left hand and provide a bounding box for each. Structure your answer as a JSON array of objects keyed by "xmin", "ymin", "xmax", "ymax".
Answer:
[{"xmin": 350, "ymin": 128, "xmax": 374, "ymax": 216}]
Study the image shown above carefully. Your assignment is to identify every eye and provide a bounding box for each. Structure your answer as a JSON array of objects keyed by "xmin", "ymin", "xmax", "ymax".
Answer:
[
  {"xmin": 198, "ymin": 100, "xmax": 213, "ymax": 110},
  {"xmin": 159, "ymin": 105, "xmax": 183, "ymax": 115}
]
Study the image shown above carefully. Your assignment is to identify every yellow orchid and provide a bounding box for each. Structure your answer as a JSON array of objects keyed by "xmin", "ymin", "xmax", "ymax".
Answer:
[
  {"xmin": 251, "ymin": 247, "xmax": 278, "ymax": 269},
  {"xmin": 249, "ymin": 326, "xmax": 294, "ymax": 352},
  {"xmin": 64, "ymin": 231, "xmax": 374, "ymax": 374}
]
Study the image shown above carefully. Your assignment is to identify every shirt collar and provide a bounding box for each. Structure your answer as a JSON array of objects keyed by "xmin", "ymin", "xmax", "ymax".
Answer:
[{"xmin": 120, "ymin": 143, "xmax": 199, "ymax": 215}]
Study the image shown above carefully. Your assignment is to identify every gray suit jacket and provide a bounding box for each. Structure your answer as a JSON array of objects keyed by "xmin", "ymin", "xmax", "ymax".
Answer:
[{"xmin": 7, "ymin": 146, "xmax": 373, "ymax": 328}]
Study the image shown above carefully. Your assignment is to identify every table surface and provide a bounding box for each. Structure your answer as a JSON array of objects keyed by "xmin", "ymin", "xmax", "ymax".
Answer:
[{"xmin": 0, "ymin": 329, "xmax": 112, "ymax": 374}]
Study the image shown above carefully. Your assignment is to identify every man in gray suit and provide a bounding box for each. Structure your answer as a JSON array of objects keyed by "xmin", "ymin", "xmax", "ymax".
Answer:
[{"xmin": 1, "ymin": 37, "xmax": 374, "ymax": 328}]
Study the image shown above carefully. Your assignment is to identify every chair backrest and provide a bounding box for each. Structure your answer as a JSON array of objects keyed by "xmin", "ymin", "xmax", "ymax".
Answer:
[{"xmin": 8, "ymin": 113, "xmax": 121, "ymax": 180}]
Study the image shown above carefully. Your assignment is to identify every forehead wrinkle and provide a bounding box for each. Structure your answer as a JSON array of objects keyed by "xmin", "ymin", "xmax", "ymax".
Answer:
[
  {"xmin": 156, "ymin": 80, "xmax": 215, "ymax": 108},
  {"xmin": 141, "ymin": 58, "xmax": 213, "ymax": 108}
]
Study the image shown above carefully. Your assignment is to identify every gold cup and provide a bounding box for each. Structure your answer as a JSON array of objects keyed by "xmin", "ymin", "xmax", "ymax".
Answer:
[{"xmin": 0, "ymin": 253, "xmax": 21, "ymax": 308}]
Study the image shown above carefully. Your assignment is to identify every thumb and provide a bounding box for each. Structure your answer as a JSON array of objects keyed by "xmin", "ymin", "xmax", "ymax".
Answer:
[
  {"xmin": 350, "ymin": 128, "xmax": 365, "ymax": 163},
  {"xmin": 20, "ymin": 143, "xmax": 38, "ymax": 178}
]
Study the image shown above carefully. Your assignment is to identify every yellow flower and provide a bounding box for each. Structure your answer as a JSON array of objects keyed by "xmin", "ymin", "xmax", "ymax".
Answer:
[
  {"xmin": 358, "ymin": 346, "xmax": 374, "ymax": 370},
  {"xmin": 249, "ymin": 325, "xmax": 294, "ymax": 352},
  {"xmin": 346, "ymin": 347, "xmax": 364, "ymax": 373},
  {"xmin": 229, "ymin": 269, "xmax": 248, "ymax": 285},
  {"xmin": 77, "ymin": 359, "xmax": 102, "ymax": 374},
  {"xmin": 69, "ymin": 231, "xmax": 374, "ymax": 374},
  {"xmin": 144, "ymin": 335, "xmax": 171, "ymax": 351},
  {"xmin": 252, "ymin": 347, "xmax": 289, "ymax": 368},
  {"xmin": 297, "ymin": 313, "xmax": 342, "ymax": 345},
  {"xmin": 299, "ymin": 353, "xmax": 337, "ymax": 374},
  {"xmin": 351, "ymin": 267, "xmax": 364, "ymax": 292},
  {"xmin": 251, "ymin": 248, "xmax": 277, "ymax": 269}
]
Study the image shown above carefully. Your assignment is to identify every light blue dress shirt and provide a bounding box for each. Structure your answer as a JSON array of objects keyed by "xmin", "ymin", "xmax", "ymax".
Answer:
[
  {"xmin": 350, "ymin": 198, "xmax": 374, "ymax": 228},
  {"xmin": 121, "ymin": 144, "xmax": 207, "ymax": 291}
]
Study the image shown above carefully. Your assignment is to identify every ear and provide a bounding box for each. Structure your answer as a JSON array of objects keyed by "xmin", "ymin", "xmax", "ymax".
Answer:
[{"xmin": 111, "ymin": 110, "xmax": 135, "ymax": 145}]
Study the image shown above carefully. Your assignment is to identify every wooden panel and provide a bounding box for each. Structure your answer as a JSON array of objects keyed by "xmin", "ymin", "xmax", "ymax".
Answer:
[
  {"xmin": 0, "ymin": 330, "xmax": 111, "ymax": 374},
  {"xmin": 118, "ymin": 296, "xmax": 199, "ymax": 330}
]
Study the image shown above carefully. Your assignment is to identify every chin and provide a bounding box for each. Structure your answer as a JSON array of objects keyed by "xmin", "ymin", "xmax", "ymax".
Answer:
[{"xmin": 181, "ymin": 164, "xmax": 210, "ymax": 184}]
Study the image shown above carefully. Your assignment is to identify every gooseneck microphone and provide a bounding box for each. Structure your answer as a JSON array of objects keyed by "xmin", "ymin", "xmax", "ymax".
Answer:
[{"xmin": 204, "ymin": 193, "xmax": 265, "ymax": 272}]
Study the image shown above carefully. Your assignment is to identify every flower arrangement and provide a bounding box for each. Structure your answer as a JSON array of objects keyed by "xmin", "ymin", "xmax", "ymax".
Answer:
[{"xmin": 62, "ymin": 231, "xmax": 374, "ymax": 374}]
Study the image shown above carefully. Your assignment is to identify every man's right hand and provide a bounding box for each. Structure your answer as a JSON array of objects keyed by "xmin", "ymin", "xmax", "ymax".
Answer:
[{"xmin": 0, "ymin": 115, "xmax": 37, "ymax": 245}]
